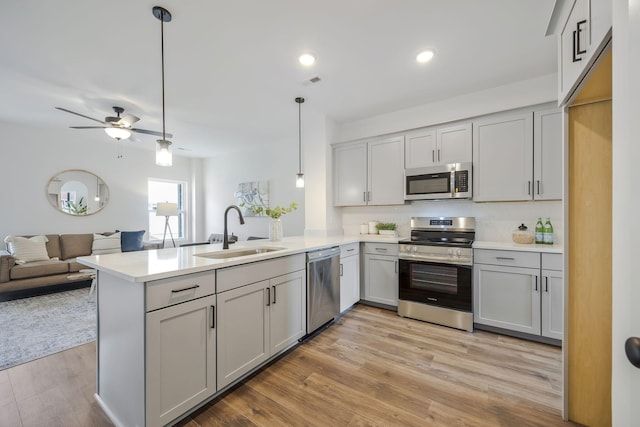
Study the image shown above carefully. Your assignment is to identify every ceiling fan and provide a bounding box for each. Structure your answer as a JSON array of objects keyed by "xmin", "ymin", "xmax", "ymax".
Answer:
[{"xmin": 55, "ymin": 106, "xmax": 172, "ymax": 141}]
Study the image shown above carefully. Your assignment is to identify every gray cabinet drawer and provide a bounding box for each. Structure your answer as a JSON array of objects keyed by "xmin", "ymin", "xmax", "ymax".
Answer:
[
  {"xmin": 216, "ymin": 254, "xmax": 305, "ymax": 293},
  {"xmin": 340, "ymin": 243, "xmax": 360, "ymax": 258},
  {"xmin": 146, "ymin": 271, "xmax": 215, "ymax": 312},
  {"xmin": 474, "ymin": 249, "xmax": 540, "ymax": 269},
  {"xmin": 363, "ymin": 242, "xmax": 398, "ymax": 256},
  {"xmin": 542, "ymin": 253, "xmax": 562, "ymax": 271}
]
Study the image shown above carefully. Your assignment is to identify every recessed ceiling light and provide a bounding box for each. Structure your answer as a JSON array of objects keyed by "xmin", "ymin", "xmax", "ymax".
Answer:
[
  {"xmin": 416, "ymin": 50, "xmax": 435, "ymax": 64},
  {"xmin": 299, "ymin": 53, "xmax": 316, "ymax": 66}
]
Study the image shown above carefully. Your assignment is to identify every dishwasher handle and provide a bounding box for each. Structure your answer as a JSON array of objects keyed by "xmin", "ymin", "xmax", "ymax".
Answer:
[{"xmin": 307, "ymin": 246, "xmax": 340, "ymax": 262}]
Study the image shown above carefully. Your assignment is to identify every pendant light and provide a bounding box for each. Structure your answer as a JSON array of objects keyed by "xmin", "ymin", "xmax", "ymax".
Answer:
[
  {"xmin": 153, "ymin": 6, "xmax": 173, "ymax": 167},
  {"xmin": 295, "ymin": 97, "xmax": 305, "ymax": 188}
]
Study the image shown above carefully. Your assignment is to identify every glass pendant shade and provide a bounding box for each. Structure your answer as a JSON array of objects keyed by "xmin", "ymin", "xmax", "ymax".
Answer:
[
  {"xmin": 296, "ymin": 173, "xmax": 305, "ymax": 188},
  {"xmin": 156, "ymin": 139, "xmax": 173, "ymax": 166},
  {"xmin": 104, "ymin": 127, "xmax": 131, "ymax": 140}
]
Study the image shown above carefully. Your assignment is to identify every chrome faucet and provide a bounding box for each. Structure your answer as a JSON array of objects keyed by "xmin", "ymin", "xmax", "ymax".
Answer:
[{"xmin": 223, "ymin": 205, "xmax": 245, "ymax": 249}]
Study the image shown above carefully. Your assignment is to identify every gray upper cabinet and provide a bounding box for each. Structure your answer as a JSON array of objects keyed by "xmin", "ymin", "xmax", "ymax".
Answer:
[
  {"xmin": 533, "ymin": 108, "xmax": 562, "ymax": 200},
  {"xmin": 551, "ymin": 0, "xmax": 612, "ymax": 105},
  {"xmin": 404, "ymin": 122, "xmax": 471, "ymax": 169},
  {"xmin": 333, "ymin": 136, "xmax": 405, "ymax": 206},
  {"xmin": 473, "ymin": 107, "xmax": 562, "ymax": 202},
  {"xmin": 473, "ymin": 112, "xmax": 534, "ymax": 202}
]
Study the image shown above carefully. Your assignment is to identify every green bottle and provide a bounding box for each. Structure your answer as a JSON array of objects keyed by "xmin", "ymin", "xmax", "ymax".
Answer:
[
  {"xmin": 535, "ymin": 217, "xmax": 544, "ymax": 244},
  {"xmin": 543, "ymin": 217, "xmax": 554, "ymax": 245}
]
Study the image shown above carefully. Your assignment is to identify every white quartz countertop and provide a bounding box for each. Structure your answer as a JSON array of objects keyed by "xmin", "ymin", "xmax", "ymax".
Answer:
[
  {"xmin": 473, "ymin": 240, "xmax": 563, "ymax": 254},
  {"xmin": 78, "ymin": 234, "xmax": 405, "ymax": 283}
]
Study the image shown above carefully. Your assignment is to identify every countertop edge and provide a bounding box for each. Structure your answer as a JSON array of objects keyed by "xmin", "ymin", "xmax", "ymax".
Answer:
[{"xmin": 473, "ymin": 240, "xmax": 564, "ymax": 253}]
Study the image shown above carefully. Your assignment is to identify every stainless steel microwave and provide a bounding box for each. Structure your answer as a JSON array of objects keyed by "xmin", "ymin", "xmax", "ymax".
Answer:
[{"xmin": 405, "ymin": 162, "xmax": 472, "ymax": 200}]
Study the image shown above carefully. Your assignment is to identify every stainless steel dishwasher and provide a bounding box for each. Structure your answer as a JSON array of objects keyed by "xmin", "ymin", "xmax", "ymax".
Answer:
[{"xmin": 306, "ymin": 246, "xmax": 340, "ymax": 335}]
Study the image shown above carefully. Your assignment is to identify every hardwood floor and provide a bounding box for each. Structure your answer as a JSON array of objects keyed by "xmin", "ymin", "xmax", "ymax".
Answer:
[{"xmin": 1, "ymin": 304, "xmax": 573, "ymax": 426}]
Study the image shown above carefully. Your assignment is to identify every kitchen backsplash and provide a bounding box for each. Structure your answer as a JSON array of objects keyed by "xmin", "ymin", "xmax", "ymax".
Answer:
[{"xmin": 340, "ymin": 199, "xmax": 563, "ymax": 244}]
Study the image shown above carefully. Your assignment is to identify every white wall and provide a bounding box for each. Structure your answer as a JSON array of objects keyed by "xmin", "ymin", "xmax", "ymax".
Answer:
[
  {"xmin": 203, "ymin": 140, "xmax": 305, "ymax": 242},
  {"xmin": 0, "ymin": 122, "xmax": 199, "ymax": 244},
  {"xmin": 334, "ymin": 73, "xmax": 558, "ymax": 143}
]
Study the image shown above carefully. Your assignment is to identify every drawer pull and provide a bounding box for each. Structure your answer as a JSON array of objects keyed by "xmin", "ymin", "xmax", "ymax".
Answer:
[
  {"xmin": 495, "ymin": 257, "xmax": 515, "ymax": 261},
  {"xmin": 375, "ymin": 248, "xmax": 388, "ymax": 252},
  {"xmin": 346, "ymin": 248, "xmax": 355, "ymax": 252},
  {"xmin": 171, "ymin": 285, "xmax": 200, "ymax": 293}
]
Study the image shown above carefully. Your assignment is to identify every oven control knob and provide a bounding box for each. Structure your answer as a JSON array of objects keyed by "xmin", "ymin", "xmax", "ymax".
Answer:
[
  {"xmin": 412, "ymin": 246, "xmax": 418, "ymax": 253},
  {"xmin": 455, "ymin": 249, "xmax": 462, "ymax": 257},
  {"xmin": 447, "ymin": 249, "xmax": 453, "ymax": 256}
]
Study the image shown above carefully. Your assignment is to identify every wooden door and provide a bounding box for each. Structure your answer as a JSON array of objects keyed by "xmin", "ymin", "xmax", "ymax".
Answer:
[{"xmin": 567, "ymin": 75, "xmax": 612, "ymax": 425}]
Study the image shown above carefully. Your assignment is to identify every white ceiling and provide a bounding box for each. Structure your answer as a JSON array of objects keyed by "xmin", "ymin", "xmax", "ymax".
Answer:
[{"xmin": 1, "ymin": 0, "xmax": 557, "ymax": 158}]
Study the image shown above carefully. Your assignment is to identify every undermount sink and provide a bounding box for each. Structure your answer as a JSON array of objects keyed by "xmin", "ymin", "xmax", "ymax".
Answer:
[{"xmin": 195, "ymin": 246, "xmax": 285, "ymax": 260}]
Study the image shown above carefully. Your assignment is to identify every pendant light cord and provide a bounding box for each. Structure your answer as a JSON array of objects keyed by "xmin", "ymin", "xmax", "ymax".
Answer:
[
  {"xmin": 160, "ymin": 9, "xmax": 166, "ymax": 140},
  {"xmin": 298, "ymin": 101, "xmax": 301, "ymax": 173}
]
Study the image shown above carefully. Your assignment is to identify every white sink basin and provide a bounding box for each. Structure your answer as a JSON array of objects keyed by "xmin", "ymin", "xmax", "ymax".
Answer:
[{"xmin": 195, "ymin": 246, "xmax": 285, "ymax": 259}]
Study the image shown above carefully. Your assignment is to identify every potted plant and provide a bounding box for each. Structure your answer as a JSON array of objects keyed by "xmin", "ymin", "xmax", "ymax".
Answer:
[
  {"xmin": 376, "ymin": 222, "xmax": 397, "ymax": 236},
  {"xmin": 240, "ymin": 202, "xmax": 298, "ymax": 241}
]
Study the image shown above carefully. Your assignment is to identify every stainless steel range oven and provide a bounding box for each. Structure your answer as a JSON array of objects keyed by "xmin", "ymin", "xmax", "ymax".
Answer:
[{"xmin": 398, "ymin": 217, "xmax": 475, "ymax": 332}]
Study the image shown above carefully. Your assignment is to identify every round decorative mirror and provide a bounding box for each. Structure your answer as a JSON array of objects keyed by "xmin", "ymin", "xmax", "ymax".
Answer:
[{"xmin": 47, "ymin": 170, "xmax": 109, "ymax": 216}]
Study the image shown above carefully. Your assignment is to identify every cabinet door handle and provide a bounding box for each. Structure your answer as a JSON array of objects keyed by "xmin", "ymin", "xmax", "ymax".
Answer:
[
  {"xmin": 437, "ymin": 149, "xmax": 441, "ymax": 162},
  {"xmin": 545, "ymin": 276, "xmax": 549, "ymax": 292},
  {"xmin": 340, "ymin": 263, "xmax": 344, "ymax": 277},
  {"xmin": 211, "ymin": 306, "xmax": 215, "ymax": 329},
  {"xmin": 496, "ymin": 257, "xmax": 515, "ymax": 261},
  {"xmin": 272, "ymin": 285, "xmax": 276, "ymax": 304},
  {"xmin": 363, "ymin": 192, "xmax": 367, "ymax": 202},
  {"xmin": 395, "ymin": 261, "xmax": 398, "ymax": 274},
  {"xmin": 534, "ymin": 276, "xmax": 538, "ymax": 292},
  {"xmin": 432, "ymin": 150, "xmax": 435, "ymax": 163},
  {"xmin": 572, "ymin": 20, "xmax": 587, "ymax": 62},
  {"xmin": 527, "ymin": 181, "xmax": 531, "ymax": 195},
  {"xmin": 171, "ymin": 284, "xmax": 200, "ymax": 293},
  {"xmin": 266, "ymin": 287, "xmax": 271, "ymax": 306},
  {"xmin": 537, "ymin": 180, "xmax": 541, "ymax": 195},
  {"xmin": 367, "ymin": 191, "xmax": 371, "ymax": 202}
]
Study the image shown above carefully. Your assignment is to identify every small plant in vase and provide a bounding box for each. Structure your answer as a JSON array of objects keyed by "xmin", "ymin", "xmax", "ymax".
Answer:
[
  {"xmin": 376, "ymin": 222, "xmax": 397, "ymax": 236},
  {"xmin": 240, "ymin": 202, "xmax": 298, "ymax": 241}
]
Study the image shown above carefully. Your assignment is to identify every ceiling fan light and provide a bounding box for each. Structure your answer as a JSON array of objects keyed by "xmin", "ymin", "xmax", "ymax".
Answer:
[
  {"xmin": 104, "ymin": 127, "xmax": 131, "ymax": 140},
  {"xmin": 156, "ymin": 139, "xmax": 173, "ymax": 166}
]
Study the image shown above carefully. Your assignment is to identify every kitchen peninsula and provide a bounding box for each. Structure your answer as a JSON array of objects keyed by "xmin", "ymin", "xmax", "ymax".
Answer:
[{"xmin": 77, "ymin": 235, "xmax": 395, "ymax": 427}]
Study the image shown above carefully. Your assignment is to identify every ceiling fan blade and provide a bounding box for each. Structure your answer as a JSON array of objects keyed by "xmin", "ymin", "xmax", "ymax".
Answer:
[
  {"xmin": 128, "ymin": 133, "xmax": 142, "ymax": 142},
  {"xmin": 70, "ymin": 126, "xmax": 108, "ymax": 129},
  {"xmin": 131, "ymin": 128, "xmax": 173, "ymax": 138},
  {"xmin": 118, "ymin": 114, "xmax": 140, "ymax": 127},
  {"xmin": 55, "ymin": 107, "xmax": 106, "ymax": 124}
]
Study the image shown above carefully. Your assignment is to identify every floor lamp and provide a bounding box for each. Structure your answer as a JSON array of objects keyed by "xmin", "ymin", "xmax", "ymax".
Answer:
[{"xmin": 156, "ymin": 202, "xmax": 179, "ymax": 248}]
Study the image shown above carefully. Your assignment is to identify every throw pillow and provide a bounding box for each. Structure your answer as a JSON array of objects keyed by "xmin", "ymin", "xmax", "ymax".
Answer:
[
  {"xmin": 4, "ymin": 235, "xmax": 50, "ymax": 264},
  {"xmin": 120, "ymin": 230, "xmax": 145, "ymax": 252},
  {"xmin": 92, "ymin": 232, "xmax": 122, "ymax": 255}
]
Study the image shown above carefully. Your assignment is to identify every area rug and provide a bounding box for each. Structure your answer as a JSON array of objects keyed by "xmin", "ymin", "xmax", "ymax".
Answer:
[{"xmin": 0, "ymin": 288, "xmax": 96, "ymax": 370}]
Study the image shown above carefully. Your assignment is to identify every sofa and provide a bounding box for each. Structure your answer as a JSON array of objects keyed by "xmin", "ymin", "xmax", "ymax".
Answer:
[{"xmin": 0, "ymin": 232, "xmax": 161, "ymax": 294}]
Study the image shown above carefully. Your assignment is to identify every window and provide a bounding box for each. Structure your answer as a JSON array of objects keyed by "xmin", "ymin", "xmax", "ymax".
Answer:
[{"xmin": 148, "ymin": 179, "xmax": 187, "ymax": 241}]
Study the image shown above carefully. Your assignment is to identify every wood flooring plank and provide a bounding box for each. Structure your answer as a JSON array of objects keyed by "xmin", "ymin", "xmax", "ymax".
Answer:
[{"xmin": 0, "ymin": 399, "xmax": 22, "ymax": 427}]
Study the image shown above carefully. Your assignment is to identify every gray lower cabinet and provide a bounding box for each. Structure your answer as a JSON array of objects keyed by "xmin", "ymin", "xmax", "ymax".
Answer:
[
  {"xmin": 339, "ymin": 243, "xmax": 360, "ymax": 312},
  {"xmin": 216, "ymin": 255, "xmax": 306, "ymax": 390},
  {"xmin": 474, "ymin": 249, "xmax": 563, "ymax": 341},
  {"xmin": 363, "ymin": 242, "xmax": 398, "ymax": 307},
  {"xmin": 146, "ymin": 294, "xmax": 217, "ymax": 427}
]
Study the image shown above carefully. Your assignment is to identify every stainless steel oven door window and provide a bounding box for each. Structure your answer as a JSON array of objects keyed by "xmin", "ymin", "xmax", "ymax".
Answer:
[{"xmin": 399, "ymin": 259, "xmax": 472, "ymax": 312}]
